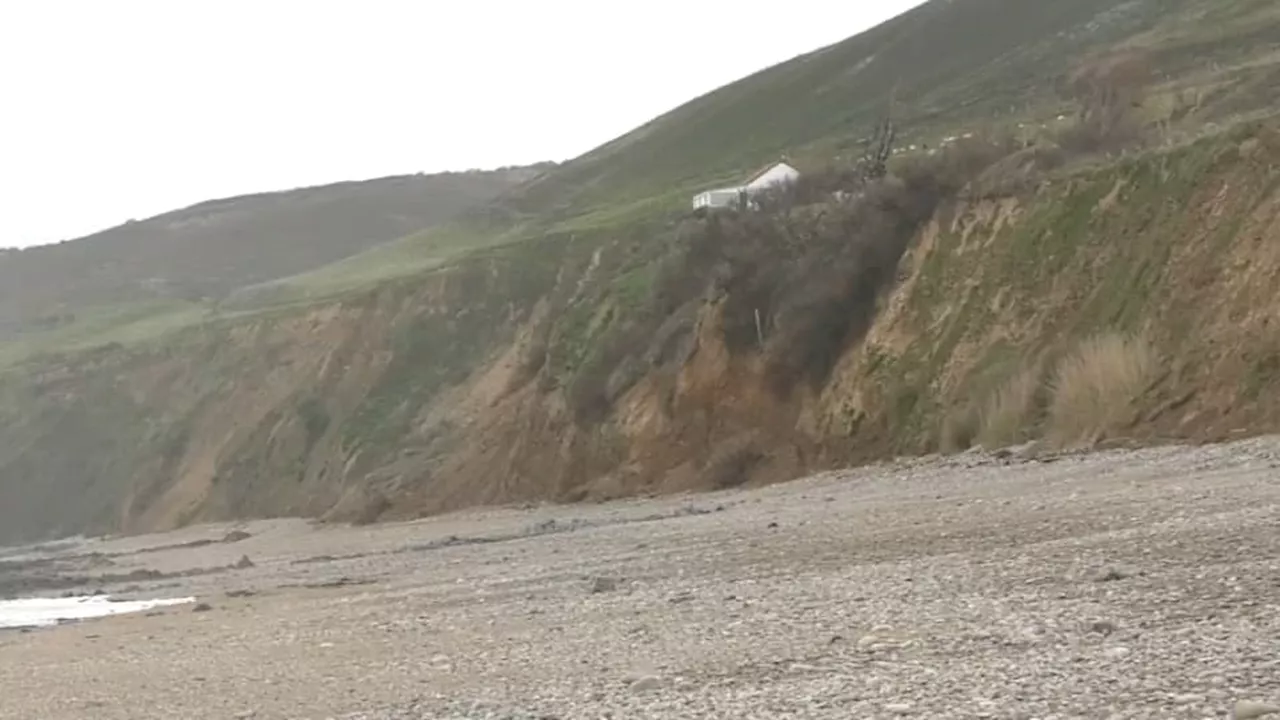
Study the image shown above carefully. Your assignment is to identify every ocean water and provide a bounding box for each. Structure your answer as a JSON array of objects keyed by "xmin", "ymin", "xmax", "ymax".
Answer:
[{"xmin": 0, "ymin": 595, "xmax": 196, "ymax": 628}]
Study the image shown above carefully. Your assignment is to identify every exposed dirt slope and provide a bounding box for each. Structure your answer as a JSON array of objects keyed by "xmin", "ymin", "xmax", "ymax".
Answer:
[{"xmin": 816, "ymin": 124, "xmax": 1280, "ymax": 458}]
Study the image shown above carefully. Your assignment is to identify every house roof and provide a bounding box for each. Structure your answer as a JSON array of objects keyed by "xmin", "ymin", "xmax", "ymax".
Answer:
[
  {"xmin": 742, "ymin": 159, "xmax": 799, "ymax": 186},
  {"xmin": 692, "ymin": 159, "xmax": 800, "ymax": 199}
]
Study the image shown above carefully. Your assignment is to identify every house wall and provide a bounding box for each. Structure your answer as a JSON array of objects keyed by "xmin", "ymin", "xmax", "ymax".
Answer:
[{"xmin": 693, "ymin": 189, "xmax": 743, "ymax": 209}]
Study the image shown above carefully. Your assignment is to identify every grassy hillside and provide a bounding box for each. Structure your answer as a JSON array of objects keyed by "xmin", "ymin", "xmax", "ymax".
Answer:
[
  {"xmin": 257, "ymin": 0, "xmax": 1280, "ymax": 305},
  {"xmin": 515, "ymin": 0, "xmax": 1278, "ymax": 218},
  {"xmin": 3, "ymin": 0, "xmax": 1280, "ymax": 544},
  {"xmin": 0, "ymin": 165, "xmax": 551, "ymax": 340},
  {"xmin": 498, "ymin": 0, "xmax": 1131, "ymax": 214}
]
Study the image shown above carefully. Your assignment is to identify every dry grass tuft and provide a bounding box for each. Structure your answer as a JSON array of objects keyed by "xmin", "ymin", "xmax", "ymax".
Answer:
[
  {"xmin": 938, "ymin": 405, "xmax": 978, "ymax": 454},
  {"xmin": 1047, "ymin": 333, "xmax": 1157, "ymax": 448},
  {"xmin": 705, "ymin": 438, "xmax": 764, "ymax": 490},
  {"xmin": 977, "ymin": 366, "xmax": 1046, "ymax": 449}
]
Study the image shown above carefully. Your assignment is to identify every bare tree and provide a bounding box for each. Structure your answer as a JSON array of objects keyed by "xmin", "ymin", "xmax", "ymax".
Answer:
[{"xmin": 859, "ymin": 89, "xmax": 898, "ymax": 183}]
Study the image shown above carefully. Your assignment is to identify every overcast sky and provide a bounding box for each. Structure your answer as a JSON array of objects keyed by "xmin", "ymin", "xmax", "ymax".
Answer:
[{"xmin": 0, "ymin": 1, "xmax": 926, "ymax": 249}]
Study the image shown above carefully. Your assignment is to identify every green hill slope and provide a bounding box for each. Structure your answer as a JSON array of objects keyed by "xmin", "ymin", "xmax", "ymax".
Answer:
[
  {"xmin": 480, "ymin": 0, "xmax": 1280, "ymax": 219},
  {"xmin": 266, "ymin": 0, "xmax": 1280, "ymax": 304},
  {"xmin": 0, "ymin": 165, "xmax": 551, "ymax": 340},
  {"xmin": 501, "ymin": 0, "xmax": 1137, "ymax": 214}
]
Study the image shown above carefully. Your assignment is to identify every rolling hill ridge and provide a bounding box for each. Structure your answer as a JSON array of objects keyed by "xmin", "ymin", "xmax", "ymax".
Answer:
[{"xmin": 0, "ymin": 165, "xmax": 551, "ymax": 340}]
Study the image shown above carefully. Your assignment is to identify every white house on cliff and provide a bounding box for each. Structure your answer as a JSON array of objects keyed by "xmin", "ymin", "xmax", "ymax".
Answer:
[{"xmin": 692, "ymin": 161, "xmax": 800, "ymax": 210}]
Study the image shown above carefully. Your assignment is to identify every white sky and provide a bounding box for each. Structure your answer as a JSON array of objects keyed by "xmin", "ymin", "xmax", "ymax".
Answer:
[{"xmin": 0, "ymin": 1, "xmax": 926, "ymax": 249}]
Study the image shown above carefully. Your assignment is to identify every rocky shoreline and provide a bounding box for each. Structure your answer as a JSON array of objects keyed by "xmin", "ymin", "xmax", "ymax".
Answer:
[{"xmin": 1, "ymin": 438, "xmax": 1278, "ymax": 718}]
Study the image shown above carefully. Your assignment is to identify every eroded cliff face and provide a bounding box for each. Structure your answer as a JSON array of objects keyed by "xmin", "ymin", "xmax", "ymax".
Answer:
[
  {"xmin": 5, "ymin": 125, "xmax": 1280, "ymax": 544},
  {"xmin": 0, "ymin": 239, "xmax": 574, "ymax": 542},
  {"xmin": 814, "ymin": 124, "xmax": 1280, "ymax": 459}
]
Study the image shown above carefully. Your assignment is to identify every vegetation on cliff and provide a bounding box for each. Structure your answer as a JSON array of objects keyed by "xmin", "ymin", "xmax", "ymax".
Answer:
[{"xmin": 3, "ymin": 0, "xmax": 1280, "ymax": 543}]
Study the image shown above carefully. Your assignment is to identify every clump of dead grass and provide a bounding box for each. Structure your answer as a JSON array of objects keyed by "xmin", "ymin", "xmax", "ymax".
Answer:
[
  {"xmin": 1047, "ymin": 333, "xmax": 1157, "ymax": 448},
  {"xmin": 939, "ymin": 402, "xmax": 979, "ymax": 454},
  {"xmin": 977, "ymin": 365, "xmax": 1047, "ymax": 449},
  {"xmin": 704, "ymin": 437, "xmax": 764, "ymax": 490}
]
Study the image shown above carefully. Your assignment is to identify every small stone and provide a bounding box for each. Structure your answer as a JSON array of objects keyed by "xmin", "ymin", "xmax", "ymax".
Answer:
[
  {"xmin": 1235, "ymin": 700, "xmax": 1280, "ymax": 719},
  {"xmin": 191, "ymin": 602, "xmax": 213, "ymax": 613},
  {"xmin": 884, "ymin": 702, "xmax": 915, "ymax": 715},
  {"xmin": 588, "ymin": 576, "xmax": 618, "ymax": 594},
  {"xmin": 1102, "ymin": 646, "xmax": 1131, "ymax": 659},
  {"xmin": 1087, "ymin": 620, "xmax": 1118, "ymax": 635},
  {"xmin": 234, "ymin": 555, "xmax": 255, "ymax": 569},
  {"xmin": 1173, "ymin": 693, "xmax": 1205, "ymax": 705},
  {"xmin": 222, "ymin": 530, "xmax": 252, "ymax": 543},
  {"xmin": 630, "ymin": 676, "xmax": 661, "ymax": 692},
  {"xmin": 1096, "ymin": 568, "xmax": 1129, "ymax": 582}
]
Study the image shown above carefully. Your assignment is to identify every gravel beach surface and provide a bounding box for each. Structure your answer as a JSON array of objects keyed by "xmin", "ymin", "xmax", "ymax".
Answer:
[{"xmin": 1, "ymin": 438, "xmax": 1278, "ymax": 719}]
